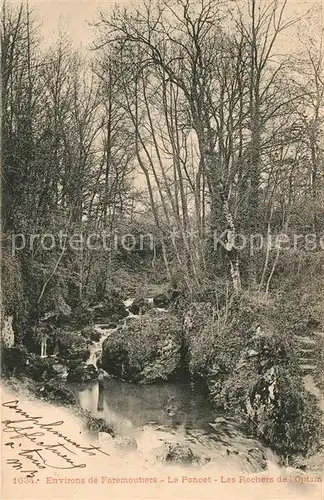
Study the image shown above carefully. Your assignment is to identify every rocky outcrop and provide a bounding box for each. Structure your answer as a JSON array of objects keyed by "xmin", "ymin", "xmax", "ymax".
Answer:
[
  {"xmin": 114, "ymin": 436, "xmax": 137, "ymax": 452},
  {"xmin": 101, "ymin": 314, "xmax": 183, "ymax": 383},
  {"xmin": 210, "ymin": 326, "xmax": 322, "ymax": 459},
  {"xmin": 244, "ymin": 364, "xmax": 321, "ymax": 458}
]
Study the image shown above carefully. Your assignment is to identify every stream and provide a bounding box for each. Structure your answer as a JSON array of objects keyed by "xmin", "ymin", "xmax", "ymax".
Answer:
[{"xmin": 66, "ymin": 298, "xmax": 323, "ymax": 496}]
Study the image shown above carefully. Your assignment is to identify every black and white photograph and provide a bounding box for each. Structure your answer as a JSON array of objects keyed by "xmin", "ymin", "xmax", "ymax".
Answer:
[{"xmin": 1, "ymin": 0, "xmax": 324, "ymax": 498}]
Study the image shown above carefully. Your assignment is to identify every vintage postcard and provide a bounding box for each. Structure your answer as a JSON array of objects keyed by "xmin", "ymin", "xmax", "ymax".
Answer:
[{"xmin": 1, "ymin": 0, "xmax": 324, "ymax": 499}]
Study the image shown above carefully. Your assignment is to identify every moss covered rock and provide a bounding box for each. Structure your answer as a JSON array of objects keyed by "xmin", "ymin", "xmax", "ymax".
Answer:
[
  {"xmin": 185, "ymin": 295, "xmax": 322, "ymax": 460},
  {"xmin": 101, "ymin": 313, "xmax": 183, "ymax": 382},
  {"xmin": 245, "ymin": 365, "xmax": 321, "ymax": 458}
]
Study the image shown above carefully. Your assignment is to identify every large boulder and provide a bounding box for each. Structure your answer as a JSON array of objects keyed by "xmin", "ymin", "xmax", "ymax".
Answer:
[{"xmin": 101, "ymin": 314, "xmax": 183, "ymax": 383}]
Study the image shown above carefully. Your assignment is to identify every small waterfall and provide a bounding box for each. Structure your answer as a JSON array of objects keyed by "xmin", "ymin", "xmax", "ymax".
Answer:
[
  {"xmin": 87, "ymin": 325, "xmax": 115, "ymax": 367},
  {"xmin": 86, "ymin": 297, "xmax": 141, "ymax": 368}
]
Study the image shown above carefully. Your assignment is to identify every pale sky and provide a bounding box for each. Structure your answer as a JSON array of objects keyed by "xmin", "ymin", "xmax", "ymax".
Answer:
[
  {"xmin": 8, "ymin": 0, "xmax": 324, "ymax": 52},
  {"xmin": 11, "ymin": 0, "xmax": 138, "ymax": 50}
]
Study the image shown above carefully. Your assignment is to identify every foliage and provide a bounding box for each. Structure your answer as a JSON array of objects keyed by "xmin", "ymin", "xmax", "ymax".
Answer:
[
  {"xmin": 54, "ymin": 329, "xmax": 90, "ymax": 361},
  {"xmin": 273, "ymin": 267, "xmax": 324, "ymax": 338},
  {"xmin": 1, "ymin": 345, "xmax": 58, "ymax": 381},
  {"xmin": 72, "ymin": 302, "xmax": 95, "ymax": 328},
  {"xmin": 67, "ymin": 363, "xmax": 98, "ymax": 383}
]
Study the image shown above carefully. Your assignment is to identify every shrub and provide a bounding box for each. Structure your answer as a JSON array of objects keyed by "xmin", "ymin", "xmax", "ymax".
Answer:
[
  {"xmin": 55, "ymin": 329, "xmax": 90, "ymax": 361},
  {"xmin": 1, "ymin": 344, "xmax": 30, "ymax": 376},
  {"xmin": 84, "ymin": 412, "xmax": 115, "ymax": 437},
  {"xmin": 72, "ymin": 302, "xmax": 94, "ymax": 327},
  {"xmin": 36, "ymin": 380, "xmax": 76, "ymax": 406},
  {"xmin": 183, "ymin": 291, "xmax": 321, "ymax": 459}
]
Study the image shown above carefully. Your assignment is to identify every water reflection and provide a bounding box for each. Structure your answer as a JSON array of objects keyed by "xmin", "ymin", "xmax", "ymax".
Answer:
[
  {"xmin": 73, "ymin": 378, "xmax": 276, "ymax": 474},
  {"xmin": 73, "ymin": 378, "xmax": 323, "ymax": 482},
  {"xmin": 75, "ymin": 378, "xmax": 215, "ymax": 432}
]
